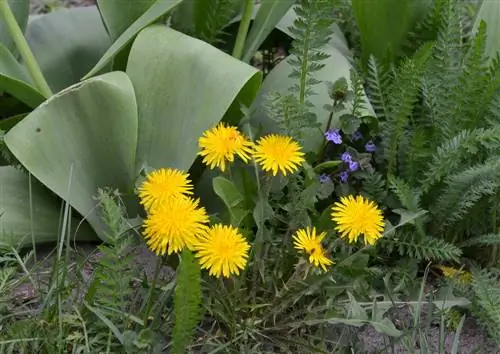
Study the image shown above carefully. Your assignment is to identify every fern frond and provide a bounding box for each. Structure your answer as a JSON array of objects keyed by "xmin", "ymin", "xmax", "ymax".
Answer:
[
  {"xmin": 460, "ymin": 233, "xmax": 500, "ymax": 248},
  {"xmin": 471, "ymin": 269, "xmax": 500, "ymax": 345},
  {"xmin": 172, "ymin": 249, "xmax": 202, "ymax": 354},
  {"xmin": 379, "ymin": 232, "xmax": 462, "ymax": 262},
  {"xmin": 349, "ymin": 68, "xmax": 367, "ymax": 117},
  {"xmin": 388, "ymin": 176, "xmax": 422, "ymax": 212},
  {"xmin": 365, "ymin": 55, "xmax": 391, "ymax": 119},
  {"xmin": 196, "ymin": 0, "xmax": 242, "ymax": 45},
  {"xmin": 86, "ymin": 189, "xmax": 135, "ymax": 345},
  {"xmin": 381, "ymin": 57, "xmax": 424, "ymax": 175},
  {"xmin": 360, "ymin": 171, "xmax": 387, "ymax": 205},
  {"xmin": 433, "ymin": 159, "xmax": 500, "ymax": 226},
  {"xmin": 287, "ymin": 0, "xmax": 337, "ymax": 103}
]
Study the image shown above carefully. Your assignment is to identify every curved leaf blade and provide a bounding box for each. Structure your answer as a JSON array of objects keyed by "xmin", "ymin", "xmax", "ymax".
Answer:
[
  {"xmin": 4, "ymin": 72, "xmax": 138, "ymax": 241},
  {"xmin": 97, "ymin": 0, "xmax": 156, "ymax": 41},
  {"xmin": 0, "ymin": 0, "xmax": 29, "ymax": 55},
  {"xmin": 242, "ymin": 0, "xmax": 294, "ymax": 62},
  {"xmin": 84, "ymin": 0, "xmax": 183, "ymax": 80},
  {"xmin": 0, "ymin": 43, "xmax": 45, "ymax": 107},
  {"xmin": 25, "ymin": 7, "xmax": 111, "ymax": 93},
  {"xmin": 473, "ymin": 0, "xmax": 500, "ymax": 64},
  {"xmin": 126, "ymin": 26, "xmax": 262, "ymax": 172},
  {"xmin": 0, "ymin": 166, "xmax": 95, "ymax": 248}
]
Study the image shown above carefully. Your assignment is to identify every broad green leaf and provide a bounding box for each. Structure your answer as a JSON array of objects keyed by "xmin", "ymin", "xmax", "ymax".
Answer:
[
  {"xmin": 212, "ymin": 176, "xmax": 244, "ymax": 209},
  {"xmin": 212, "ymin": 176, "xmax": 250, "ymax": 227},
  {"xmin": 352, "ymin": 0, "xmax": 418, "ymax": 67},
  {"xmin": 97, "ymin": 0, "xmax": 156, "ymax": 40},
  {"xmin": 0, "ymin": 112, "xmax": 26, "ymax": 132},
  {"xmin": 0, "ymin": 166, "xmax": 95, "ymax": 248},
  {"xmin": 473, "ymin": 0, "xmax": 500, "ymax": 64},
  {"xmin": 242, "ymin": 0, "xmax": 295, "ymax": 62},
  {"xmin": 4, "ymin": 72, "xmax": 138, "ymax": 241},
  {"xmin": 291, "ymin": 317, "xmax": 402, "ymax": 337},
  {"xmin": 250, "ymin": 42, "xmax": 374, "ymax": 152},
  {"xmin": 25, "ymin": 7, "xmax": 111, "ymax": 93},
  {"xmin": 0, "ymin": 0, "xmax": 29, "ymax": 55},
  {"xmin": 0, "ymin": 43, "xmax": 45, "ymax": 107},
  {"xmin": 127, "ymin": 25, "xmax": 261, "ymax": 172},
  {"xmin": 84, "ymin": 0, "xmax": 183, "ymax": 79}
]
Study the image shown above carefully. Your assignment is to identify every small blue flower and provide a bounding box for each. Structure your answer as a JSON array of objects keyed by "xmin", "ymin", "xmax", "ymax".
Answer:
[
  {"xmin": 348, "ymin": 160, "xmax": 359, "ymax": 172},
  {"xmin": 341, "ymin": 152, "xmax": 352, "ymax": 163},
  {"xmin": 339, "ymin": 171, "xmax": 349, "ymax": 183},
  {"xmin": 365, "ymin": 141, "xmax": 377, "ymax": 152},
  {"xmin": 319, "ymin": 174, "xmax": 331, "ymax": 184},
  {"xmin": 352, "ymin": 131, "xmax": 363, "ymax": 141},
  {"xmin": 325, "ymin": 129, "xmax": 342, "ymax": 144}
]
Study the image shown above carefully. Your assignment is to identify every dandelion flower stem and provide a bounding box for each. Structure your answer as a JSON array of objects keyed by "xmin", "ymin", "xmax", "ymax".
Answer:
[
  {"xmin": 0, "ymin": 0, "xmax": 52, "ymax": 97},
  {"xmin": 143, "ymin": 256, "xmax": 163, "ymax": 327}
]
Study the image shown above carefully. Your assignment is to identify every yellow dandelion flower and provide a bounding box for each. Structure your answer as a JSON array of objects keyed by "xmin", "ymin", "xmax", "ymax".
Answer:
[
  {"xmin": 253, "ymin": 134, "xmax": 305, "ymax": 176},
  {"xmin": 138, "ymin": 168, "xmax": 193, "ymax": 212},
  {"xmin": 193, "ymin": 224, "xmax": 250, "ymax": 278},
  {"xmin": 198, "ymin": 123, "xmax": 254, "ymax": 172},
  {"xmin": 293, "ymin": 227, "xmax": 334, "ymax": 271},
  {"xmin": 143, "ymin": 197, "xmax": 209, "ymax": 256},
  {"xmin": 437, "ymin": 265, "xmax": 472, "ymax": 284},
  {"xmin": 331, "ymin": 195, "xmax": 384, "ymax": 245}
]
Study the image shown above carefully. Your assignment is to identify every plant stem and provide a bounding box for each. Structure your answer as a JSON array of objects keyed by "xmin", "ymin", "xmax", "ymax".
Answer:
[
  {"xmin": 232, "ymin": 0, "xmax": 254, "ymax": 60},
  {"xmin": 489, "ymin": 200, "xmax": 498, "ymax": 267},
  {"xmin": 143, "ymin": 256, "xmax": 163, "ymax": 326},
  {"xmin": 0, "ymin": 0, "xmax": 52, "ymax": 97}
]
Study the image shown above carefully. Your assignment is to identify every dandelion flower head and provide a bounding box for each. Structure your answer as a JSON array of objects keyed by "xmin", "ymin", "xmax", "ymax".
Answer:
[
  {"xmin": 293, "ymin": 227, "xmax": 333, "ymax": 271},
  {"xmin": 194, "ymin": 224, "xmax": 250, "ymax": 278},
  {"xmin": 253, "ymin": 134, "xmax": 305, "ymax": 176},
  {"xmin": 198, "ymin": 123, "xmax": 254, "ymax": 172},
  {"xmin": 331, "ymin": 195, "xmax": 384, "ymax": 245},
  {"xmin": 138, "ymin": 168, "xmax": 193, "ymax": 212},
  {"xmin": 143, "ymin": 197, "xmax": 209, "ymax": 256},
  {"xmin": 437, "ymin": 265, "xmax": 472, "ymax": 284}
]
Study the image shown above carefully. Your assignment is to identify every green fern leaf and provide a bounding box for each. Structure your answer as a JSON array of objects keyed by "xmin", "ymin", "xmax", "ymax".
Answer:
[{"xmin": 379, "ymin": 232, "xmax": 462, "ymax": 262}]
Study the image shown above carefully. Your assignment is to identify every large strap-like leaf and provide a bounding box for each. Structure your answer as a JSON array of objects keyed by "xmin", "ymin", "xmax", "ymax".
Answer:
[
  {"xmin": 84, "ymin": 0, "xmax": 184, "ymax": 79},
  {"xmin": 0, "ymin": 166, "xmax": 96, "ymax": 248},
  {"xmin": 473, "ymin": 0, "xmax": 500, "ymax": 64},
  {"xmin": 126, "ymin": 25, "xmax": 261, "ymax": 172},
  {"xmin": 0, "ymin": 43, "xmax": 45, "ymax": 108},
  {"xmin": 0, "ymin": 0, "xmax": 29, "ymax": 56},
  {"xmin": 4, "ymin": 72, "xmax": 138, "ymax": 241},
  {"xmin": 97, "ymin": 0, "xmax": 156, "ymax": 41},
  {"xmin": 25, "ymin": 7, "xmax": 111, "ymax": 93}
]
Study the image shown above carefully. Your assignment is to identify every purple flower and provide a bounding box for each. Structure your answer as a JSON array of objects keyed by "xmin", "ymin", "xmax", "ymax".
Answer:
[
  {"xmin": 348, "ymin": 160, "xmax": 359, "ymax": 172},
  {"xmin": 319, "ymin": 174, "xmax": 331, "ymax": 184},
  {"xmin": 339, "ymin": 171, "xmax": 349, "ymax": 183},
  {"xmin": 365, "ymin": 141, "xmax": 377, "ymax": 152},
  {"xmin": 352, "ymin": 131, "xmax": 363, "ymax": 141},
  {"xmin": 341, "ymin": 152, "xmax": 352, "ymax": 163},
  {"xmin": 325, "ymin": 129, "xmax": 342, "ymax": 144}
]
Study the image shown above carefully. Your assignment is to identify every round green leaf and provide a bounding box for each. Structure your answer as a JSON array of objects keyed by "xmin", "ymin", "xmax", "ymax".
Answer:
[
  {"xmin": 25, "ymin": 7, "xmax": 111, "ymax": 93},
  {"xmin": 0, "ymin": 43, "xmax": 45, "ymax": 108},
  {"xmin": 126, "ymin": 25, "xmax": 262, "ymax": 171},
  {"xmin": 0, "ymin": 166, "xmax": 95, "ymax": 248},
  {"xmin": 4, "ymin": 72, "xmax": 138, "ymax": 241}
]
